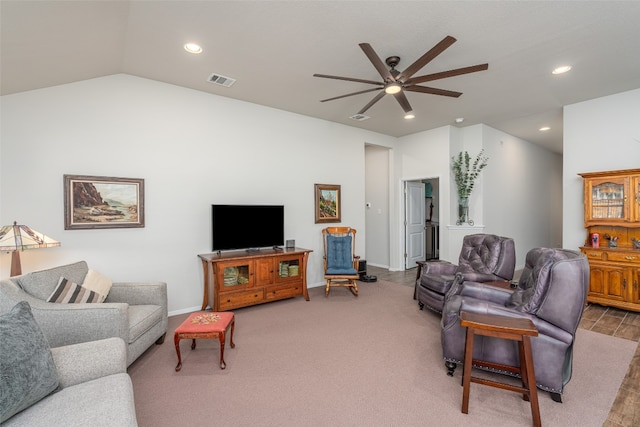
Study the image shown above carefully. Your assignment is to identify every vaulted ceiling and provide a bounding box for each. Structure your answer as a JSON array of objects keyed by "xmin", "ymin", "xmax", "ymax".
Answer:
[{"xmin": 2, "ymin": 1, "xmax": 640, "ymax": 154}]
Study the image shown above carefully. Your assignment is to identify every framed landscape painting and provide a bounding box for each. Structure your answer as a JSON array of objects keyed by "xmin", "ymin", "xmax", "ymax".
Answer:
[
  {"xmin": 64, "ymin": 175, "xmax": 145, "ymax": 229},
  {"xmin": 315, "ymin": 184, "xmax": 341, "ymax": 223}
]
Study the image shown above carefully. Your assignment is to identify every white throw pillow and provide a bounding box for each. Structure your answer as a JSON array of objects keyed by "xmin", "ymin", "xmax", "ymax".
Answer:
[{"xmin": 81, "ymin": 269, "xmax": 113, "ymax": 303}]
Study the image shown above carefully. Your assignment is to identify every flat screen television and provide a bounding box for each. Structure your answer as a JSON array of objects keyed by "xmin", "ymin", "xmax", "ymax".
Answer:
[{"xmin": 212, "ymin": 204, "xmax": 284, "ymax": 252}]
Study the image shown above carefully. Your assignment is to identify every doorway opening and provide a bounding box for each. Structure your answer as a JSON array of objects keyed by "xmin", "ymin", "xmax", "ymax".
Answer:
[{"xmin": 404, "ymin": 177, "xmax": 439, "ymax": 270}]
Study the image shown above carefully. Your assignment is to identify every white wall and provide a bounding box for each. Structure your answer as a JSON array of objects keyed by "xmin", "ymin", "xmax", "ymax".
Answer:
[
  {"xmin": 480, "ymin": 125, "xmax": 563, "ymax": 267},
  {"xmin": 392, "ymin": 126, "xmax": 454, "ymax": 268},
  {"xmin": 563, "ymin": 88, "xmax": 640, "ymax": 250},
  {"xmin": 364, "ymin": 145, "xmax": 390, "ymax": 268},
  {"xmin": 392, "ymin": 124, "xmax": 562, "ymax": 270},
  {"xmin": 0, "ymin": 74, "xmax": 396, "ymax": 314},
  {"xmin": 4, "ymin": 74, "xmax": 630, "ymax": 313}
]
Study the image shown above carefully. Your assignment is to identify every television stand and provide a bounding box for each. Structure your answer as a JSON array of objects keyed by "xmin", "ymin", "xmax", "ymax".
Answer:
[{"xmin": 198, "ymin": 247, "xmax": 312, "ymax": 311}]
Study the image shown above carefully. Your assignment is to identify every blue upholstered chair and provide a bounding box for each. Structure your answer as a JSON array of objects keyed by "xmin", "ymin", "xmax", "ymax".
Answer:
[{"xmin": 322, "ymin": 227, "xmax": 360, "ymax": 296}]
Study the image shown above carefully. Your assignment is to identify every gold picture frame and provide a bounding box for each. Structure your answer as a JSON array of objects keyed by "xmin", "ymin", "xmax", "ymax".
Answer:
[
  {"xmin": 64, "ymin": 175, "xmax": 145, "ymax": 229},
  {"xmin": 315, "ymin": 184, "xmax": 341, "ymax": 223}
]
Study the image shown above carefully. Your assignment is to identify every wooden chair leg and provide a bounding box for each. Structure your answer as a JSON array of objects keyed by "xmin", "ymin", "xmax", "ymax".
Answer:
[
  {"xmin": 325, "ymin": 279, "xmax": 331, "ymax": 296},
  {"xmin": 348, "ymin": 279, "xmax": 359, "ymax": 296}
]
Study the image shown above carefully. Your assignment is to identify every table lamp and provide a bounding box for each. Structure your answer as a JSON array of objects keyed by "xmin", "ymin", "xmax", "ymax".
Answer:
[{"xmin": 0, "ymin": 221, "xmax": 61, "ymax": 276}]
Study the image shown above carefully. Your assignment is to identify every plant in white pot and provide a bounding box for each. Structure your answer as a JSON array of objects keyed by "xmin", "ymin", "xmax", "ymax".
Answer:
[{"xmin": 451, "ymin": 149, "xmax": 489, "ymax": 225}]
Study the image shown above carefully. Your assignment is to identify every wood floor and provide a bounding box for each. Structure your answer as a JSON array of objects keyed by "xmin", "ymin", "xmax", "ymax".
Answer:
[{"xmin": 366, "ymin": 265, "xmax": 640, "ymax": 427}]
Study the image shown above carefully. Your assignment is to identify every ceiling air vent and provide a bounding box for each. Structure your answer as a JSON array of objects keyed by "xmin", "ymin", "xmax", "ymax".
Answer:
[
  {"xmin": 207, "ymin": 73, "xmax": 236, "ymax": 87},
  {"xmin": 350, "ymin": 114, "xmax": 370, "ymax": 121}
]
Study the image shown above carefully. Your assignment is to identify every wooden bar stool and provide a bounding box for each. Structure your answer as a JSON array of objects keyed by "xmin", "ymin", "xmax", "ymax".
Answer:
[{"xmin": 460, "ymin": 311, "xmax": 541, "ymax": 427}]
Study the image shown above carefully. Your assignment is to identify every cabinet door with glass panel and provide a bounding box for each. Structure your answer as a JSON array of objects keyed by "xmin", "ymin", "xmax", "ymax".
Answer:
[
  {"xmin": 274, "ymin": 254, "xmax": 304, "ymax": 284},
  {"xmin": 584, "ymin": 175, "xmax": 628, "ymax": 225},
  {"xmin": 217, "ymin": 260, "xmax": 254, "ymax": 290},
  {"xmin": 581, "ymin": 171, "xmax": 636, "ymax": 227}
]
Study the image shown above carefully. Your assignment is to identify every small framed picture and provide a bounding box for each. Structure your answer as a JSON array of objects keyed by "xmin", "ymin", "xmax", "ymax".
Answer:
[
  {"xmin": 64, "ymin": 175, "xmax": 145, "ymax": 230},
  {"xmin": 314, "ymin": 184, "xmax": 341, "ymax": 224}
]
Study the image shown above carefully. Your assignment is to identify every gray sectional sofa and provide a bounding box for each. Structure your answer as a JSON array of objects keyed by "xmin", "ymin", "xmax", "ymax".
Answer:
[{"xmin": 3, "ymin": 336, "xmax": 138, "ymax": 426}]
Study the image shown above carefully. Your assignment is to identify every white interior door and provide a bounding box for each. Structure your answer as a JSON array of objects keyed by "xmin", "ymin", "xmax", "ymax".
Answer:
[{"xmin": 405, "ymin": 181, "xmax": 426, "ymax": 269}]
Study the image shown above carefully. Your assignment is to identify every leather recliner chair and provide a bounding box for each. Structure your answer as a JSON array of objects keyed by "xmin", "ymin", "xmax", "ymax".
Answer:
[
  {"xmin": 415, "ymin": 233, "xmax": 516, "ymax": 313},
  {"xmin": 441, "ymin": 247, "xmax": 589, "ymax": 402}
]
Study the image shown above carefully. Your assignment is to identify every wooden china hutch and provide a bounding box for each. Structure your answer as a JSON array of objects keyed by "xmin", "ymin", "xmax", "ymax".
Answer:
[{"xmin": 579, "ymin": 168, "xmax": 640, "ymax": 312}]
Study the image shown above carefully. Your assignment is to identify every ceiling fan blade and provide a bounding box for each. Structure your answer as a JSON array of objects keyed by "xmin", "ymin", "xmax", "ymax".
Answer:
[
  {"xmin": 358, "ymin": 91, "xmax": 387, "ymax": 114},
  {"xmin": 405, "ymin": 85, "xmax": 462, "ymax": 98},
  {"xmin": 396, "ymin": 35, "xmax": 457, "ymax": 82},
  {"xmin": 394, "ymin": 91, "xmax": 413, "ymax": 113},
  {"xmin": 320, "ymin": 87, "xmax": 383, "ymax": 103},
  {"xmin": 406, "ymin": 64, "xmax": 489, "ymax": 85},
  {"xmin": 313, "ymin": 73, "xmax": 384, "ymax": 87},
  {"xmin": 359, "ymin": 43, "xmax": 395, "ymax": 82}
]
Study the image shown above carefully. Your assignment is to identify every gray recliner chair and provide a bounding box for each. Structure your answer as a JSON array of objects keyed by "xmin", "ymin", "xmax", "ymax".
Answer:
[
  {"xmin": 415, "ymin": 233, "xmax": 516, "ymax": 313},
  {"xmin": 441, "ymin": 247, "xmax": 589, "ymax": 402}
]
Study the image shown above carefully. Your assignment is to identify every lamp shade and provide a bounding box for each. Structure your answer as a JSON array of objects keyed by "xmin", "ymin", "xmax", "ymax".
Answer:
[
  {"xmin": 0, "ymin": 221, "xmax": 60, "ymax": 276},
  {"xmin": 0, "ymin": 222, "xmax": 60, "ymax": 251}
]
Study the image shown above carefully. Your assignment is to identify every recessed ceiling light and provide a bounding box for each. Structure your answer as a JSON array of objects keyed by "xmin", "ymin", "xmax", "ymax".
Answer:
[
  {"xmin": 184, "ymin": 43, "xmax": 202, "ymax": 54},
  {"xmin": 539, "ymin": 126, "xmax": 551, "ymax": 131},
  {"xmin": 404, "ymin": 112, "xmax": 415, "ymax": 120},
  {"xmin": 455, "ymin": 117, "xmax": 464, "ymax": 124},
  {"xmin": 552, "ymin": 65, "xmax": 572, "ymax": 75}
]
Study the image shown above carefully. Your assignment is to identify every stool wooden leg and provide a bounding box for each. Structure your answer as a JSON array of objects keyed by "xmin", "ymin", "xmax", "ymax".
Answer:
[
  {"xmin": 461, "ymin": 327, "xmax": 475, "ymax": 414},
  {"xmin": 522, "ymin": 336, "xmax": 541, "ymax": 427},
  {"xmin": 229, "ymin": 318, "xmax": 236, "ymax": 349},
  {"xmin": 174, "ymin": 333, "xmax": 183, "ymax": 372},
  {"xmin": 218, "ymin": 318, "xmax": 236, "ymax": 369},
  {"xmin": 518, "ymin": 341, "xmax": 530, "ymax": 402},
  {"xmin": 191, "ymin": 339, "xmax": 196, "ymax": 350},
  {"xmin": 218, "ymin": 331, "xmax": 226, "ymax": 369}
]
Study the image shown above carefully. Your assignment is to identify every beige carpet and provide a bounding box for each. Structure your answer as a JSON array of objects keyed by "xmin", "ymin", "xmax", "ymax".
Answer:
[{"xmin": 128, "ymin": 280, "xmax": 636, "ymax": 426}]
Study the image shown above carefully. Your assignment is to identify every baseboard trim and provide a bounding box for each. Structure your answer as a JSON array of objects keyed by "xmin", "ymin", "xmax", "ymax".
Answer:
[{"xmin": 168, "ymin": 306, "xmax": 201, "ymax": 317}]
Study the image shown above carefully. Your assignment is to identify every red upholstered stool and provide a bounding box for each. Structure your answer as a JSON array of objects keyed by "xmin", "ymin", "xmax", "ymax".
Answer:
[{"xmin": 174, "ymin": 311, "xmax": 235, "ymax": 371}]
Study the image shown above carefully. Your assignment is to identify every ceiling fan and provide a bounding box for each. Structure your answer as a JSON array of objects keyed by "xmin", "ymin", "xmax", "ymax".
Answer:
[{"xmin": 313, "ymin": 36, "xmax": 488, "ymax": 117}]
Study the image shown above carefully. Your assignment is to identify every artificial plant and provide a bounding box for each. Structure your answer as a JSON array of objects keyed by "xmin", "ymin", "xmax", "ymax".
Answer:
[{"xmin": 451, "ymin": 149, "xmax": 489, "ymax": 199}]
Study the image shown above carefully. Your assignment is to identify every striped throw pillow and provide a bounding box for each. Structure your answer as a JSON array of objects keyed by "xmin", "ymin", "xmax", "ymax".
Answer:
[{"xmin": 46, "ymin": 277, "xmax": 102, "ymax": 304}]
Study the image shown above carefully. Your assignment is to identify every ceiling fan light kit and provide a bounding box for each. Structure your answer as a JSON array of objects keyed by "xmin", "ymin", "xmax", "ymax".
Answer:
[
  {"xmin": 385, "ymin": 83, "xmax": 402, "ymax": 94},
  {"xmin": 314, "ymin": 35, "xmax": 488, "ymax": 119}
]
